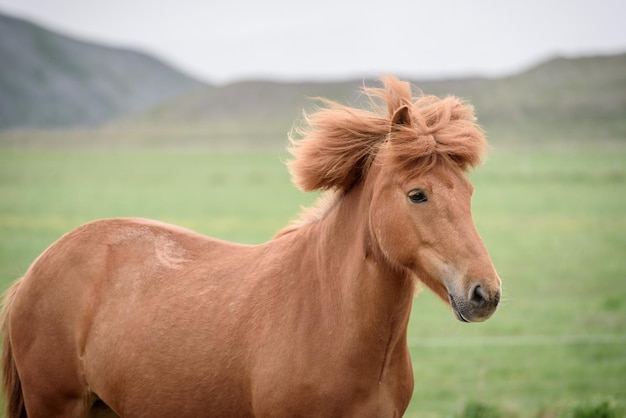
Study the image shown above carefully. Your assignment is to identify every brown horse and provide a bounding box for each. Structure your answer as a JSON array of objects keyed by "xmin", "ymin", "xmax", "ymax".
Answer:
[{"xmin": 1, "ymin": 76, "xmax": 501, "ymax": 418}]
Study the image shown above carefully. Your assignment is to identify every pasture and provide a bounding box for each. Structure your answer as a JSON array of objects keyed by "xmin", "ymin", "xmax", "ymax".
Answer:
[{"xmin": 0, "ymin": 146, "xmax": 624, "ymax": 417}]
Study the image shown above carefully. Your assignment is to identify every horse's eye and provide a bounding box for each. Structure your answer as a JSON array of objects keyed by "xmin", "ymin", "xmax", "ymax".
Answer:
[{"xmin": 408, "ymin": 189, "xmax": 428, "ymax": 204}]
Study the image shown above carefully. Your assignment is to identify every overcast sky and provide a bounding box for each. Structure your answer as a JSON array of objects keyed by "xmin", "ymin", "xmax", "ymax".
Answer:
[{"xmin": 0, "ymin": 0, "xmax": 624, "ymax": 84}]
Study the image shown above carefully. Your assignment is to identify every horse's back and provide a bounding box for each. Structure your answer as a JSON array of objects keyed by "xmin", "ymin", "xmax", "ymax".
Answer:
[{"xmin": 14, "ymin": 217, "xmax": 232, "ymax": 319}]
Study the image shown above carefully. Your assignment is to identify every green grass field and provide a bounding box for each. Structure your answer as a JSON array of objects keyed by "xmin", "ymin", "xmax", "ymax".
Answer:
[{"xmin": 0, "ymin": 146, "xmax": 624, "ymax": 417}]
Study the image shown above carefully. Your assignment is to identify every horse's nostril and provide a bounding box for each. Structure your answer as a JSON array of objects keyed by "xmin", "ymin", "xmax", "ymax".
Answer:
[{"xmin": 469, "ymin": 284, "xmax": 489, "ymax": 307}]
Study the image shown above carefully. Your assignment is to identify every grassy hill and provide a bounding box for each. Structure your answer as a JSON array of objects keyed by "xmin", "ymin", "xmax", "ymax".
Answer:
[
  {"xmin": 115, "ymin": 53, "xmax": 626, "ymax": 148},
  {"xmin": 467, "ymin": 54, "xmax": 626, "ymax": 145},
  {"xmin": 0, "ymin": 12, "xmax": 204, "ymax": 129}
]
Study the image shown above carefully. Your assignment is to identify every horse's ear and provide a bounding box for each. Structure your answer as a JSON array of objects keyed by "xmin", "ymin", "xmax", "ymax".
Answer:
[{"xmin": 391, "ymin": 105, "xmax": 412, "ymax": 128}]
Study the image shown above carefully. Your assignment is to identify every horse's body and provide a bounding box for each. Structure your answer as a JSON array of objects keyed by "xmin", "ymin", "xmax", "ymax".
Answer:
[{"xmin": 2, "ymin": 77, "xmax": 501, "ymax": 418}]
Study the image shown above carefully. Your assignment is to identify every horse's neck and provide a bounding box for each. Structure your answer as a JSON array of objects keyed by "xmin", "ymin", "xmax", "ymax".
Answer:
[{"xmin": 300, "ymin": 182, "xmax": 416, "ymax": 345}]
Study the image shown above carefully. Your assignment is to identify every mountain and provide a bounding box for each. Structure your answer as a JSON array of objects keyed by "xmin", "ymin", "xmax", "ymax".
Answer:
[
  {"xmin": 1, "ymin": 10, "xmax": 624, "ymax": 147},
  {"xmin": 119, "ymin": 53, "xmax": 626, "ymax": 146},
  {"xmin": 464, "ymin": 53, "xmax": 626, "ymax": 144},
  {"xmin": 0, "ymin": 12, "xmax": 205, "ymax": 129}
]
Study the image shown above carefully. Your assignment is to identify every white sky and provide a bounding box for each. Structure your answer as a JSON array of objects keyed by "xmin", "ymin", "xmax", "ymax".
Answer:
[{"xmin": 0, "ymin": 0, "xmax": 624, "ymax": 84}]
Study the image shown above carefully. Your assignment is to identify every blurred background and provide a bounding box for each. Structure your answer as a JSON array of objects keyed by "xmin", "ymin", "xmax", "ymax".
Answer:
[{"xmin": 0, "ymin": 1, "xmax": 624, "ymax": 417}]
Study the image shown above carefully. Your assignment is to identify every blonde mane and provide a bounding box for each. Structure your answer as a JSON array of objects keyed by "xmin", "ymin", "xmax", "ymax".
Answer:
[{"xmin": 281, "ymin": 75, "xmax": 487, "ymax": 234}]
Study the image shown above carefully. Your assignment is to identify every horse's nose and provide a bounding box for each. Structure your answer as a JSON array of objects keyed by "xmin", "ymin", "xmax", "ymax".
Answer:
[{"xmin": 468, "ymin": 284, "xmax": 500, "ymax": 309}]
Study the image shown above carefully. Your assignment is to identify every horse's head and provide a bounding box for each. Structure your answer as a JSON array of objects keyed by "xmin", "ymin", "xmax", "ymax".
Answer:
[
  {"xmin": 287, "ymin": 76, "xmax": 501, "ymax": 322},
  {"xmin": 368, "ymin": 93, "xmax": 501, "ymax": 323}
]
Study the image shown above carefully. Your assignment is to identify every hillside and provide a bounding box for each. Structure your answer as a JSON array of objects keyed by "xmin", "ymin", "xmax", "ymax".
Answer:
[
  {"xmin": 119, "ymin": 53, "xmax": 626, "ymax": 147},
  {"xmin": 467, "ymin": 53, "xmax": 626, "ymax": 144},
  {"xmin": 0, "ymin": 12, "xmax": 204, "ymax": 129}
]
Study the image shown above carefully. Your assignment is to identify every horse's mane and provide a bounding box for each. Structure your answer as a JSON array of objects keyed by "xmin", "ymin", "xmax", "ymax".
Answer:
[{"xmin": 279, "ymin": 75, "xmax": 487, "ymax": 235}]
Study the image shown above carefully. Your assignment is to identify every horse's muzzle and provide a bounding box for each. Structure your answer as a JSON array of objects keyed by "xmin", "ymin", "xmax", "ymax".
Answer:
[{"xmin": 448, "ymin": 285, "xmax": 501, "ymax": 323}]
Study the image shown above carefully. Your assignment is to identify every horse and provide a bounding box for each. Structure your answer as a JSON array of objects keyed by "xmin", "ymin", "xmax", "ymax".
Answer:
[{"xmin": 1, "ymin": 76, "xmax": 501, "ymax": 418}]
